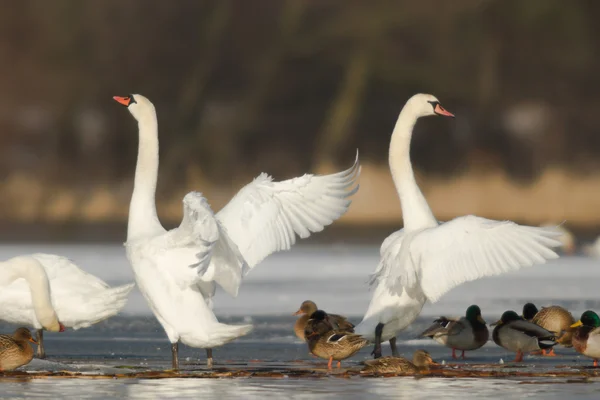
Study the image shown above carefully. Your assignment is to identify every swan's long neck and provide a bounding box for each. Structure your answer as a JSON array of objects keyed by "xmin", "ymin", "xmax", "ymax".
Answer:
[
  {"xmin": 127, "ymin": 112, "xmax": 163, "ymax": 240},
  {"xmin": 0, "ymin": 256, "xmax": 61, "ymax": 331},
  {"xmin": 389, "ymin": 107, "xmax": 438, "ymax": 231}
]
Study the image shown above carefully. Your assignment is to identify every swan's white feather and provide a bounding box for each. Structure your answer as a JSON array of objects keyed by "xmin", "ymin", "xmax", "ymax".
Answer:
[
  {"xmin": 216, "ymin": 153, "xmax": 360, "ymax": 273},
  {"xmin": 0, "ymin": 254, "xmax": 134, "ymax": 330}
]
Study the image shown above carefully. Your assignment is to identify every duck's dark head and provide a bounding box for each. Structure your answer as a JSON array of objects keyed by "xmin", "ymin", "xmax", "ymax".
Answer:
[
  {"xmin": 465, "ymin": 305, "xmax": 486, "ymax": 325},
  {"xmin": 571, "ymin": 310, "xmax": 600, "ymax": 329},
  {"xmin": 522, "ymin": 303, "xmax": 539, "ymax": 321},
  {"xmin": 491, "ymin": 310, "xmax": 521, "ymax": 326},
  {"xmin": 309, "ymin": 310, "xmax": 328, "ymax": 321}
]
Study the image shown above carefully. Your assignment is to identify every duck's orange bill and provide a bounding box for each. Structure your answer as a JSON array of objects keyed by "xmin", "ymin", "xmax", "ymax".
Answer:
[
  {"xmin": 293, "ymin": 309, "xmax": 303, "ymax": 316},
  {"xmin": 113, "ymin": 96, "xmax": 132, "ymax": 106},
  {"xmin": 29, "ymin": 338, "xmax": 38, "ymax": 345},
  {"xmin": 434, "ymin": 103, "xmax": 454, "ymax": 117}
]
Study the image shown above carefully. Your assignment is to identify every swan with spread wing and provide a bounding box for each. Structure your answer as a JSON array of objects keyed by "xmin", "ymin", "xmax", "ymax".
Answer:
[
  {"xmin": 114, "ymin": 94, "xmax": 359, "ymax": 369},
  {"xmin": 353, "ymin": 94, "xmax": 561, "ymax": 358}
]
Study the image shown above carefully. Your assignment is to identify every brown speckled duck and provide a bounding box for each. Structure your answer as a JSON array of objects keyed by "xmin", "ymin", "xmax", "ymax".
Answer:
[
  {"xmin": 293, "ymin": 300, "xmax": 354, "ymax": 341},
  {"xmin": 0, "ymin": 328, "xmax": 38, "ymax": 371},
  {"xmin": 304, "ymin": 310, "xmax": 368, "ymax": 369},
  {"xmin": 522, "ymin": 302, "xmax": 575, "ymax": 355},
  {"xmin": 361, "ymin": 349, "xmax": 438, "ymax": 374}
]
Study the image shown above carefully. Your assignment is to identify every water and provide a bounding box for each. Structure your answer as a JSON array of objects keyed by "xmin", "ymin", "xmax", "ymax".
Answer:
[{"xmin": 1, "ymin": 243, "xmax": 600, "ymax": 399}]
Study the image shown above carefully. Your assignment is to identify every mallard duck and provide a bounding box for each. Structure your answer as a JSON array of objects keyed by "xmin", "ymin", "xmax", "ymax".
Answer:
[
  {"xmin": 361, "ymin": 349, "xmax": 438, "ymax": 374},
  {"xmin": 570, "ymin": 310, "xmax": 600, "ymax": 366},
  {"xmin": 304, "ymin": 310, "xmax": 368, "ymax": 369},
  {"xmin": 293, "ymin": 300, "xmax": 354, "ymax": 341},
  {"xmin": 420, "ymin": 305, "xmax": 489, "ymax": 359},
  {"xmin": 522, "ymin": 302, "xmax": 575, "ymax": 355},
  {"xmin": 0, "ymin": 328, "xmax": 38, "ymax": 371},
  {"xmin": 492, "ymin": 310, "xmax": 557, "ymax": 362}
]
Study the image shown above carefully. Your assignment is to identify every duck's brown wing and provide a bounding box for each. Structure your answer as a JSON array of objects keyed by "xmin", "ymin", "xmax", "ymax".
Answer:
[
  {"xmin": 329, "ymin": 314, "xmax": 355, "ymax": 332},
  {"xmin": 0, "ymin": 335, "xmax": 17, "ymax": 354}
]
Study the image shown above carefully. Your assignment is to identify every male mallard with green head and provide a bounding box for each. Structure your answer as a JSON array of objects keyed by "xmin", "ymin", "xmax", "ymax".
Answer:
[
  {"xmin": 420, "ymin": 305, "xmax": 489, "ymax": 359},
  {"xmin": 522, "ymin": 302, "xmax": 575, "ymax": 355},
  {"xmin": 0, "ymin": 328, "xmax": 38, "ymax": 371},
  {"xmin": 570, "ymin": 310, "xmax": 600, "ymax": 367},
  {"xmin": 492, "ymin": 310, "xmax": 557, "ymax": 362},
  {"xmin": 293, "ymin": 300, "xmax": 354, "ymax": 341},
  {"xmin": 361, "ymin": 349, "xmax": 438, "ymax": 374},
  {"xmin": 304, "ymin": 310, "xmax": 368, "ymax": 369}
]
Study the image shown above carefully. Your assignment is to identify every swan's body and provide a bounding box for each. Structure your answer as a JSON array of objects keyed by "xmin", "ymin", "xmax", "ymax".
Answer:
[
  {"xmin": 115, "ymin": 94, "xmax": 359, "ymax": 368},
  {"xmin": 353, "ymin": 94, "xmax": 561, "ymax": 358},
  {"xmin": 0, "ymin": 254, "xmax": 134, "ymax": 358}
]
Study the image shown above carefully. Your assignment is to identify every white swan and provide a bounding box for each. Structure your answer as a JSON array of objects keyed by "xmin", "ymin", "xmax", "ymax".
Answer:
[
  {"xmin": 0, "ymin": 254, "xmax": 134, "ymax": 358},
  {"xmin": 114, "ymin": 94, "xmax": 359, "ymax": 369},
  {"xmin": 354, "ymin": 94, "xmax": 561, "ymax": 358}
]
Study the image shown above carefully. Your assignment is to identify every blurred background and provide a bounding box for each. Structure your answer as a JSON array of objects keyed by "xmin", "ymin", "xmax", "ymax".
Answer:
[{"xmin": 1, "ymin": 0, "xmax": 600, "ymax": 245}]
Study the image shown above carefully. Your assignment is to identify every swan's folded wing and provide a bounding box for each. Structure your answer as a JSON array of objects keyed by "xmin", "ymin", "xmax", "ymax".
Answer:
[
  {"xmin": 31, "ymin": 254, "xmax": 109, "ymax": 292},
  {"xmin": 216, "ymin": 153, "xmax": 360, "ymax": 271},
  {"xmin": 152, "ymin": 192, "xmax": 222, "ymax": 289},
  {"xmin": 385, "ymin": 215, "xmax": 561, "ymax": 302}
]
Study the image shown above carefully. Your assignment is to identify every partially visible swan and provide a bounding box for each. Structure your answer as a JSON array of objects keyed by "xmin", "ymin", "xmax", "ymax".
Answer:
[
  {"xmin": 539, "ymin": 223, "xmax": 575, "ymax": 255},
  {"xmin": 0, "ymin": 254, "xmax": 134, "ymax": 358},
  {"xmin": 354, "ymin": 94, "xmax": 561, "ymax": 358},
  {"xmin": 114, "ymin": 94, "xmax": 359, "ymax": 369}
]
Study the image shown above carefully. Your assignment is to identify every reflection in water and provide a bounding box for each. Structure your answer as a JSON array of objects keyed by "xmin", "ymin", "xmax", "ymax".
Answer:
[{"xmin": 2, "ymin": 377, "xmax": 600, "ymax": 400}]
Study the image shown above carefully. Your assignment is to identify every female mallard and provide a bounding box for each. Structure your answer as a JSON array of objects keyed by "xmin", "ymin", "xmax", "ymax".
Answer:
[
  {"xmin": 420, "ymin": 305, "xmax": 489, "ymax": 359},
  {"xmin": 522, "ymin": 302, "xmax": 575, "ymax": 355},
  {"xmin": 293, "ymin": 300, "xmax": 354, "ymax": 341},
  {"xmin": 0, "ymin": 328, "xmax": 38, "ymax": 371},
  {"xmin": 361, "ymin": 349, "xmax": 438, "ymax": 374},
  {"xmin": 492, "ymin": 310, "xmax": 557, "ymax": 362},
  {"xmin": 304, "ymin": 310, "xmax": 368, "ymax": 369},
  {"xmin": 570, "ymin": 310, "xmax": 600, "ymax": 366}
]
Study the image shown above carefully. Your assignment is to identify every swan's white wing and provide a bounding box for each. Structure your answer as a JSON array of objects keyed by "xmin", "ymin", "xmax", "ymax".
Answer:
[
  {"xmin": 30, "ymin": 254, "xmax": 109, "ymax": 293},
  {"xmin": 382, "ymin": 215, "xmax": 561, "ymax": 302},
  {"xmin": 149, "ymin": 192, "xmax": 222, "ymax": 289},
  {"xmin": 216, "ymin": 153, "xmax": 360, "ymax": 271}
]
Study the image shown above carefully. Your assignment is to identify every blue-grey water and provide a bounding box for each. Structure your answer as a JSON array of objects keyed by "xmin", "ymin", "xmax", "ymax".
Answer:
[{"xmin": 1, "ymin": 244, "xmax": 600, "ymax": 399}]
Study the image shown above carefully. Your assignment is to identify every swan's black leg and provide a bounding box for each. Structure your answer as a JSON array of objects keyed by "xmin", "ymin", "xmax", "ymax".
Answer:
[
  {"xmin": 389, "ymin": 337, "xmax": 399, "ymax": 357},
  {"xmin": 36, "ymin": 330, "xmax": 45, "ymax": 359},
  {"xmin": 206, "ymin": 348, "xmax": 213, "ymax": 368},
  {"xmin": 171, "ymin": 342, "xmax": 179, "ymax": 370},
  {"xmin": 371, "ymin": 323, "xmax": 384, "ymax": 359}
]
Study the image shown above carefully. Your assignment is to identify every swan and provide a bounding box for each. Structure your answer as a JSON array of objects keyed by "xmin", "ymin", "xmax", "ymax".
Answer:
[
  {"xmin": 353, "ymin": 93, "xmax": 561, "ymax": 358},
  {"xmin": 114, "ymin": 94, "xmax": 359, "ymax": 369},
  {"xmin": 0, "ymin": 254, "xmax": 134, "ymax": 358}
]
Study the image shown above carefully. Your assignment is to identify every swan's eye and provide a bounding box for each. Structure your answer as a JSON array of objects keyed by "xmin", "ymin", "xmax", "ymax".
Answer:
[
  {"xmin": 427, "ymin": 100, "xmax": 440, "ymax": 110},
  {"xmin": 129, "ymin": 95, "xmax": 137, "ymax": 105}
]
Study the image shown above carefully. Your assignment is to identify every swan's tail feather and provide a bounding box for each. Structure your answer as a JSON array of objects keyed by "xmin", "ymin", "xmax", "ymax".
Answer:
[
  {"xmin": 67, "ymin": 283, "xmax": 135, "ymax": 330},
  {"xmin": 208, "ymin": 323, "xmax": 253, "ymax": 346}
]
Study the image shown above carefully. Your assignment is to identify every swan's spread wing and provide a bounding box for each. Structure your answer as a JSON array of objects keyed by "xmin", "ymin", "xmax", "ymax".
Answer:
[
  {"xmin": 383, "ymin": 216, "xmax": 561, "ymax": 302},
  {"xmin": 150, "ymin": 192, "xmax": 222, "ymax": 289},
  {"xmin": 216, "ymin": 154, "xmax": 360, "ymax": 270}
]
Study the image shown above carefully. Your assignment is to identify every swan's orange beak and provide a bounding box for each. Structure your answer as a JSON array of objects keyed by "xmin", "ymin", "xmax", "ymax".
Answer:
[
  {"xmin": 434, "ymin": 103, "xmax": 454, "ymax": 118},
  {"xmin": 59, "ymin": 323, "xmax": 66, "ymax": 332},
  {"xmin": 113, "ymin": 96, "xmax": 132, "ymax": 107},
  {"xmin": 29, "ymin": 337, "xmax": 38, "ymax": 345},
  {"xmin": 293, "ymin": 309, "xmax": 304, "ymax": 316}
]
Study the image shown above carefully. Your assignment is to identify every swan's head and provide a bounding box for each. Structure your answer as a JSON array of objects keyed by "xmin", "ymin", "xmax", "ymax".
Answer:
[
  {"xmin": 113, "ymin": 94, "xmax": 155, "ymax": 121},
  {"xmin": 405, "ymin": 93, "xmax": 454, "ymax": 119}
]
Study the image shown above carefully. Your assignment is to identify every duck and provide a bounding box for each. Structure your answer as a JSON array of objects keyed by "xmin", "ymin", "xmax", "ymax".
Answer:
[
  {"xmin": 361, "ymin": 349, "xmax": 438, "ymax": 374},
  {"xmin": 113, "ymin": 94, "xmax": 359, "ymax": 368},
  {"xmin": 0, "ymin": 254, "xmax": 134, "ymax": 358},
  {"xmin": 570, "ymin": 310, "xmax": 600, "ymax": 366},
  {"xmin": 0, "ymin": 328, "xmax": 38, "ymax": 371},
  {"xmin": 492, "ymin": 310, "xmax": 557, "ymax": 362},
  {"xmin": 353, "ymin": 93, "xmax": 561, "ymax": 359},
  {"xmin": 419, "ymin": 305, "xmax": 489, "ymax": 359},
  {"xmin": 522, "ymin": 302, "xmax": 575, "ymax": 355},
  {"xmin": 293, "ymin": 300, "xmax": 354, "ymax": 341},
  {"xmin": 304, "ymin": 310, "xmax": 368, "ymax": 369}
]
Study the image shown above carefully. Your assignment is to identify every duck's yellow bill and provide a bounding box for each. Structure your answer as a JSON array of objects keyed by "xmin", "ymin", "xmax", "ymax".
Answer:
[
  {"xmin": 490, "ymin": 319, "xmax": 502, "ymax": 327},
  {"xmin": 478, "ymin": 315, "xmax": 486, "ymax": 325},
  {"xmin": 570, "ymin": 320, "xmax": 583, "ymax": 328}
]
